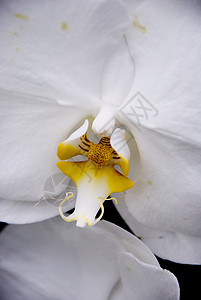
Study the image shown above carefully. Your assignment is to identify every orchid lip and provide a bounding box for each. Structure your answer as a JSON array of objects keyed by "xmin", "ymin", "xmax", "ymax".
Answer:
[{"xmin": 57, "ymin": 119, "xmax": 134, "ymax": 228}]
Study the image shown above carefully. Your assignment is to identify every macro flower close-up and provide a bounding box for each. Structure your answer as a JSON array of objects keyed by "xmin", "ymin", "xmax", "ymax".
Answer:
[{"xmin": 0, "ymin": 0, "xmax": 201, "ymax": 299}]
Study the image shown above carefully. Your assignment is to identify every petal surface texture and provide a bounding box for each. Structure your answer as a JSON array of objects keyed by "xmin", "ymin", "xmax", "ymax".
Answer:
[
  {"xmin": 100, "ymin": 36, "xmax": 134, "ymax": 106},
  {"xmin": 0, "ymin": 91, "xmax": 88, "ymax": 223},
  {"xmin": 0, "ymin": 0, "xmax": 129, "ymax": 107},
  {"xmin": 118, "ymin": 0, "xmax": 201, "ymax": 263},
  {"xmin": 0, "ymin": 218, "xmax": 179, "ymax": 300},
  {"xmin": 92, "ymin": 36, "xmax": 135, "ymax": 136}
]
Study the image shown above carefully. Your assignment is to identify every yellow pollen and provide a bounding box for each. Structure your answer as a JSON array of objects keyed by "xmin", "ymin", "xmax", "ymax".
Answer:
[
  {"xmin": 88, "ymin": 142, "xmax": 113, "ymax": 166},
  {"xmin": 14, "ymin": 13, "xmax": 29, "ymax": 21},
  {"xmin": 61, "ymin": 22, "xmax": 68, "ymax": 30}
]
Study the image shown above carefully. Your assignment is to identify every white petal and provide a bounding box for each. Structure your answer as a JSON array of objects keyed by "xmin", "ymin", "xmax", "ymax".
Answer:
[
  {"xmin": 117, "ymin": 191, "xmax": 201, "ymax": 264},
  {"xmin": 110, "ymin": 128, "xmax": 131, "ymax": 176},
  {"xmin": 127, "ymin": 128, "xmax": 201, "ymax": 237},
  {"xmin": 65, "ymin": 119, "xmax": 89, "ymax": 143},
  {"xmin": 111, "ymin": 128, "xmax": 130, "ymax": 161},
  {"xmin": 92, "ymin": 36, "xmax": 135, "ymax": 136},
  {"xmin": 117, "ymin": 0, "xmax": 201, "ymax": 263},
  {"xmin": 0, "ymin": 218, "xmax": 179, "ymax": 300},
  {"xmin": 0, "ymin": 198, "xmax": 72, "ymax": 224},
  {"xmin": 123, "ymin": 0, "xmax": 201, "ymax": 136},
  {"xmin": 119, "ymin": 124, "xmax": 201, "ymax": 263},
  {"xmin": 0, "ymin": 91, "xmax": 88, "ymax": 222},
  {"xmin": 117, "ymin": 253, "xmax": 179, "ymax": 300},
  {"xmin": 100, "ymin": 220, "xmax": 159, "ymax": 267},
  {"xmin": 0, "ymin": 0, "xmax": 129, "ymax": 107},
  {"xmin": 100, "ymin": 36, "xmax": 134, "ymax": 106}
]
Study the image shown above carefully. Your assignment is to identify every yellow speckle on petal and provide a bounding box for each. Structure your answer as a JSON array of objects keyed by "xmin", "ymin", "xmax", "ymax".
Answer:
[
  {"xmin": 19, "ymin": 24, "xmax": 23, "ymax": 29},
  {"xmin": 127, "ymin": 267, "xmax": 131, "ymax": 271},
  {"xmin": 148, "ymin": 180, "xmax": 152, "ymax": 185},
  {"xmin": 133, "ymin": 15, "xmax": 147, "ymax": 33},
  {"xmin": 61, "ymin": 22, "xmax": 68, "ymax": 31},
  {"xmin": 9, "ymin": 31, "xmax": 18, "ymax": 37},
  {"xmin": 147, "ymin": 195, "xmax": 150, "ymax": 199},
  {"xmin": 14, "ymin": 14, "xmax": 29, "ymax": 21},
  {"xmin": 16, "ymin": 47, "xmax": 19, "ymax": 51}
]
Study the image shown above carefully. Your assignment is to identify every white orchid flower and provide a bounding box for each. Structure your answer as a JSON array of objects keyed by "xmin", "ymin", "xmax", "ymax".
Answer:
[
  {"xmin": 0, "ymin": 217, "xmax": 179, "ymax": 300},
  {"xmin": 0, "ymin": 0, "xmax": 201, "ymax": 268}
]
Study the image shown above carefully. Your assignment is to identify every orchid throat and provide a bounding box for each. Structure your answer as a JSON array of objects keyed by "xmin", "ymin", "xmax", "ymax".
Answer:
[{"xmin": 56, "ymin": 119, "xmax": 134, "ymax": 228}]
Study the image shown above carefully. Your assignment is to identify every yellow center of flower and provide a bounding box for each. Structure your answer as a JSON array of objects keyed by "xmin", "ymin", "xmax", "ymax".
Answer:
[
  {"xmin": 88, "ymin": 139, "xmax": 114, "ymax": 166},
  {"xmin": 56, "ymin": 124, "xmax": 133, "ymax": 227}
]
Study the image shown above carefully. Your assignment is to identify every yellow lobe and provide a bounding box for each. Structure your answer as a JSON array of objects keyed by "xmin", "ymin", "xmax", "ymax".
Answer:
[
  {"xmin": 56, "ymin": 160, "xmax": 134, "ymax": 195},
  {"xmin": 105, "ymin": 165, "xmax": 134, "ymax": 193},
  {"xmin": 57, "ymin": 142, "xmax": 80, "ymax": 160},
  {"xmin": 56, "ymin": 124, "xmax": 134, "ymax": 227},
  {"xmin": 56, "ymin": 160, "xmax": 88, "ymax": 184}
]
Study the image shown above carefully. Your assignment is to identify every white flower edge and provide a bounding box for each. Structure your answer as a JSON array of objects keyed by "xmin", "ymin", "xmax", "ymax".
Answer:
[
  {"xmin": 116, "ymin": 0, "xmax": 201, "ymax": 263},
  {"xmin": 0, "ymin": 217, "xmax": 179, "ymax": 300},
  {"xmin": 116, "ymin": 197, "xmax": 201, "ymax": 264}
]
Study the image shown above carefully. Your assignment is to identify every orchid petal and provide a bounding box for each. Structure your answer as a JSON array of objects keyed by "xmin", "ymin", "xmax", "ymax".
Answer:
[
  {"xmin": 0, "ymin": 0, "xmax": 129, "ymax": 107},
  {"xmin": 0, "ymin": 218, "xmax": 179, "ymax": 300},
  {"xmin": 116, "ymin": 133, "xmax": 201, "ymax": 264},
  {"xmin": 118, "ymin": 0, "xmax": 201, "ymax": 263},
  {"xmin": 0, "ymin": 198, "xmax": 71, "ymax": 224},
  {"xmin": 116, "ymin": 198, "xmax": 201, "ymax": 264},
  {"xmin": 92, "ymin": 36, "xmax": 135, "ymax": 136},
  {"xmin": 117, "ymin": 252, "xmax": 179, "ymax": 300},
  {"xmin": 0, "ymin": 91, "xmax": 88, "ymax": 223},
  {"xmin": 100, "ymin": 36, "xmax": 134, "ymax": 106},
  {"xmin": 111, "ymin": 128, "xmax": 130, "ymax": 176}
]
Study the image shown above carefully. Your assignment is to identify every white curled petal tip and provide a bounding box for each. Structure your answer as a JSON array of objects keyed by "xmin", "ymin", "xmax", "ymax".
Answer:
[
  {"xmin": 65, "ymin": 119, "xmax": 89, "ymax": 143},
  {"xmin": 110, "ymin": 128, "xmax": 130, "ymax": 161}
]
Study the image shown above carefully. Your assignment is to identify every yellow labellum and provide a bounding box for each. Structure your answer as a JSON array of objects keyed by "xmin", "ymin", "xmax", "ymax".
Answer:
[{"xmin": 56, "ymin": 124, "xmax": 133, "ymax": 227}]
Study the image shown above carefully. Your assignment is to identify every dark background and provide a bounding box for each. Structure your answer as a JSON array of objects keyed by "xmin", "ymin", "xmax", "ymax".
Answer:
[{"xmin": 0, "ymin": 202, "xmax": 200, "ymax": 299}]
